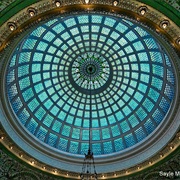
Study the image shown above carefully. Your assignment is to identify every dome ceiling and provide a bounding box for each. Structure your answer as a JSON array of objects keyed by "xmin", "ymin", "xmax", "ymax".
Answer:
[{"xmin": 6, "ymin": 14, "xmax": 176, "ymax": 156}]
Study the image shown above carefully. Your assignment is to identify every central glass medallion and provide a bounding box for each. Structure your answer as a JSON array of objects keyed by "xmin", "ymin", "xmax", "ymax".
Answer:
[{"xmin": 71, "ymin": 52, "xmax": 111, "ymax": 91}]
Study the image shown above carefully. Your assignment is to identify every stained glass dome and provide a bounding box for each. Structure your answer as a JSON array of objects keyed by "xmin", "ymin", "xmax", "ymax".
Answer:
[{"xmin": 6, "ymin": 14, "xmax": 175, "ymax": 156}]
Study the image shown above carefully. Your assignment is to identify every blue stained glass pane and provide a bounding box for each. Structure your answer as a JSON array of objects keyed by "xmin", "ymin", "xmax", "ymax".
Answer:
[
  {"xmin": 102, "ymin": 128, "xmax": 110, "ymax": 139},
  {"xmin": 58, "ymin": 111, "xmax": 66, "ymax": 121},
  {"xmin": 144, "ymin": 38, "xmax": 158, "ymax": 49},
  {"xmin": 62, "ymin": 125, "xmax": 71, "ymax": 137},
  {"xmin": 134, "ymin": 92, "xmax": 143, "ymax": 102},
  {"xmin": 28, "ymin": 99, "xmax": 39, "ymax": 112},
  {"xmin": 111, "ymin": 125, "xmax": 120, "ymax": 137},
  {"xmin": 167, "ymin": 69, "xmax": 175, "ymax": 85},
  {"xmin": 151, "ymin": 77, "xmax": 163, "ymax": 90},
  {"xmin": 143, "ymin": 98, "xmax": 154, "ymax": 112},
  {"xmin": 32, "ymin": 64, "xmax": 40, "ymax": 73},
  {"xmin": 120, "ymin": 121, "xmax": 130, "ymax": 133},
  {"xmin": 38, "ymin": 91, "xmax": 48, "ymax": 102},
  {"xmin": 23, "ymin": 38, "xmax": 37, "ymax": 49},
  {"xmin": 33, "ymin": 52, "xmax": 44, "ymax": 62},
  {"xmin": 92, "ymin": 15, "xmax": 103, "ymax": 23},
  {"xmin": 36, "ymin": 126, "xmax": 47, "ymax": 142},
  {"xmin": 123, "ymin": 19, "xmax": 133, "ymax": 26},
  {"xmin": 124, "ymin": 46, "xmax": 133, "ymax": 54},
  {"xmin": 7, "ymin": 70, "xmax": 15, "ymax": 84},
  {"xmin": 19, "ymin": 52, "xmax": 31, "ymax": 64},
  {"xmin": 165, "ymin": 54, "xmax": 171, "ymax": 67},
  {"xmin": 136, "ymin": 107, "xmax": 147, "ymax": 121},
  {"xmin": 129, "ymin": 99, "xmax": 138, "ymax": 110},
  {"xmin": 35, "ymin": 107, "xmax": 46, "ymax": 120},
  {"xmin": 104, "ymin": 17, "xmax": 116, "ymax": 27},
  {"xmin": 152, "ymin": 109, "xmax": 164, "ymax": 124},
  {"xmin": 144, "ymin": 119, "xmax": 155, "ymax": 134},
  {"xmin": 124, "ymin": 133, "xmax": 135, "ymax": 147},
  {"xmin": 66, "ymin": 115, "xmax": 74, "ymax": 124},
  {"xmin": 115, "ymin": 111, "xmax": 124, "ymax": 122},
  {"xmin": 164, "ymin": 84, "xmax": 174, "ymax": 100},
  {"xmin": 108, "ymin": 115, "xmax": 116, "ymax": 124},
  {"xmin": 69, "ymin": 141, "xmax": 78, "ymax": 154},
  {"xmin": 45, "ymin": 18, "xmax": 58, "ymax": 26},
  {"xmin": 43, "ymin": 31, "xmax": 55, "ymax": 41},
  {"xmin": 140, "ymin": 74, "xmax": 149, "ymax": 83},
  {"xmin": 8, "ymin": 84, "xmax": 18, "ymax": 100},
  {"xmin": 92, "ymin": 130, "xmax": 100, "ymax": 140},
  {"xmin": 138, "ymin": 52, "xmax": 148, "ymax": 61},
  {"xmin": 72, "ymin": 128, "xmax": 80, "ymax": 139},
  {"xmin": 27, "ymin": 118, "xmax": 38, "ymax": 134},
  {"xmin": 37, "ymin": 41, "xmax": 48, "ymax": 51},
  {"xmin": 131, "ymin": 63, "xmax": 139, "ymax": 71},
  {"xmin": 78, "ymin": 15, "xmax": 88, "ymax": 24},
  {"xmin": 74, "ymin": 118, "xmax": 82, "ymax": 126},
  {"xmin": 114, "ymin": 138, "xmax": 125, "ymax": 151},
  {"xmin": 9, "ymin": 55, "xmax": 16, "ymax": 67},
  {"xmin": 81, "ymin": 143, "xmax": 89, "ymax": 155},
  {"xmin": 140, "ymin": 64, "xmax": 150, "ymax": 72},
  {"xmin": 48, "ymin": 133, "xmax": 57, "ymax": 147},
  {"xmin": 159, "ymin": 97, "xmax": 170, "ymax": 113},
  {"xmin": 135, "ymin": 127, "xmax": 146, "ymax": 142},
  {"xmin": 128, "ymin": 115, "xmax": 139, "ymax": 128},
  {"xmin": 52, "ymin": 120, "xmax": 62, "ymax": 133},
  {"xmin": 31, "ymin": 26, "xmax": 46, "ymax": 37},
  {"xmin": 102, "ymin": 27, "xmax": 110, "ymax": 35},
  {"xmin": 103, "ymin": 141, "xmax": 113, "ymax": 154},
  {"xmin": 125, "ymin": 31, "xmax": 137, "ymax": 41},
  {"xmin": 92, "ymin": 120, "xmax": 99, "ymax": 127},
  {"xmin": 52, "ymin": 24, "xmax": 65, "ymax": 33},
  {"xmin": 133, "ymin": 41, "xmax": 144, "ymax": 51},
  {"xmin": 110, "ymin": 31, "xmax": 119, "ymax": 39},
  {"xmin": 22, "ymin": 88, "xmax": 34, "ymax": 101},
  {"xmin": 100, "ymin": 118, "xmax": 108, "ymax": 126},
  {"xmin": 65, "ymin": 18, "xmax": 76, "ymax": 27},
  {"xmin": 150, "ymin": 52, "xmax": 162, "ymax": 63},
  {"xmin": 138, "ymin": 83, "xmax": 147, "ymax": 93},
  {"xmin": 58, "ymin": 138, "xmax": 68, "ymax": 151},
  {"xmin": 116, "ymin": 23, "xmax": 128, "ymax": 33},
  {"xmin": 43, "ymin": 114, "xmax": 54, "ymax": 127},
  {"xmin": 32, "ymin": 74, "xmax": 41, "ymax": 83},
  {"xmin": 81, "ymin": 25, "xmax": 89, "ymax": 33},
  {"xmin": 148, "ymin": 88, "xmax": 159, "ymax": 102},
  {"xmin": 70, "ymin": 27, "xmax": 79, "ymax": 36},
  {"xmin": 18, "ymin": 108, "xmax": 30, "ymax": 125},
  {"xmin": 92, "ymin": 143, "xmax": 101, "ymax": 155},
  {"xmin": 152, "ymin": 64, "xmax": 163, "ymax": 77},
  {"xmin": 82, "ymin": 130, "xmax": 89, "ymax": 140},
  {"xmin": 135, "ymin": 27, "xmax": 148, "ymax": 37}
]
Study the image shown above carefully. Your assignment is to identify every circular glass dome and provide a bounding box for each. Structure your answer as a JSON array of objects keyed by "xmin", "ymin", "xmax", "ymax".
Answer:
[{"xmin": 6, "ymin": 14, "xmax": 175, "ymax": 156}]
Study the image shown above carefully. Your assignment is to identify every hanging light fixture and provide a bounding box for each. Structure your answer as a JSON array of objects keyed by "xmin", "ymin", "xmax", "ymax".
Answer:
[
  {"xmin": 80, "ymin": 54, "xmax": 97, "ymax": 180},
  {"xmin": 85, "ymin": 0, "xmax": 90, "ymax": 4},
  {"xmin": 80, "ymin": 149, "xmax": 97, "ymax": 180}
]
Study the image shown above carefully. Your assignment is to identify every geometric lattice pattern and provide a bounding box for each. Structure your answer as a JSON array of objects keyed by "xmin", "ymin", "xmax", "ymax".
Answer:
[{"xmin": 6, "ymin": 14, "xmax": 175, "ymax": 155}]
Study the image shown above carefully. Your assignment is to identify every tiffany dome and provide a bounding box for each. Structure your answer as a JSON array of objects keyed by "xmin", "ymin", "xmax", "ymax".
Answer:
[{"xmin": 1, "ymin": 6, "xmax": 179, "ymax": 177}]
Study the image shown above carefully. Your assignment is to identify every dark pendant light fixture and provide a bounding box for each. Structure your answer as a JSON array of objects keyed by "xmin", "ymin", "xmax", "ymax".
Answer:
[{"xmin": 80, "ymin": 54, "xmax": 98, "ymax": 180}]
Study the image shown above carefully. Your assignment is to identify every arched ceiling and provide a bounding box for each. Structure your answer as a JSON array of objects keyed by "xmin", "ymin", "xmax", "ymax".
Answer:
[{"xmin": 0, "ymin": 0, "xmax": 180, "ymax": 180}]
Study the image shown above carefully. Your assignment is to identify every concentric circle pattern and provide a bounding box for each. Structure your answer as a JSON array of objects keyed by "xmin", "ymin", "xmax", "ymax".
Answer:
[
  {"xmin": 6, "ymin": 14, "xmax": 175, "ymax": 155},
  {"xmin": 71, "ymin": 52, "xmax": 111, "ymax": 92}
]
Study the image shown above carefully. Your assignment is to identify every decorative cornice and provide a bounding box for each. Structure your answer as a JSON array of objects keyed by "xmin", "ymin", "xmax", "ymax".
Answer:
[
  {"xmin": 0, "ymin": 128, "xmax": 179, "ymax": 179},
  {"xmin": 0, "ymin": 0, "xmax": 179, "ymax": 53}
]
